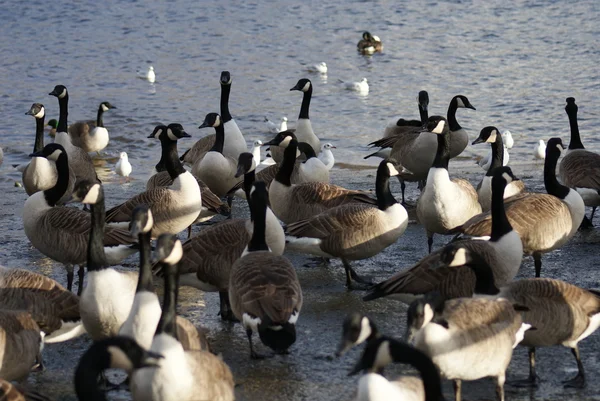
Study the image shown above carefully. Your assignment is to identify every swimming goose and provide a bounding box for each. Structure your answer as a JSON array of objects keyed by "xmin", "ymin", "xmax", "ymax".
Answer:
[
  {"xmin": 155, "ymin": 161, "xmax": 285, "ymax": 321},
  {"xmin": 285, "ymin": 159, "xmax": 409, "ymax": 289},
  {"xmin": 559, "ymin": 97, "xmax": 600, "ymax": 223},
  {"xmin": 192, "ymin": 113, "xmax": 243, "ymax": 198},
  {"xmin": 48, "ymin": 85, "xmax": 100, "ymax": 187},
  {"xmin": 145, "ymin": 125, "xmax": 229, "ymax": 229},
  {"xmin": 307, "ymin": 62, "xmax": 328, "ymax": 74},
  {"xmin": 417, "ymin": 116, "xmax": 482, "ymax": 252},
  {"xmin": 106, "ymin": 123, "xmax": 202, "ymax": 237},
  {"xmin": 446, "ymin": 244, "xmax": 600, "ymax": 388},
  {"xmin": 268, "ymin": 138, "xmax": 375, "ymax": 224},
  {"xmin": 132, "ymin": 234, "xmax": 235, "ymax": 401},
  {"xmin": 472, "ymin": 126, "xmax": 525, "ymax": 211},
  {"xmin": 75, "ymin": 336, "xmax": 163, "ymax": 401},
  {"xmin": 319, "ymin": 143, "xmax": 336, "ymax": 170},
  {"xmin": 349, "ymin": 337, "xmax": 443, "ymax": 401},
  {"xmin": 357, "ymin": 31, "xmax": 383, "ymax": 54},
  {"xmin": 22, "ymin": 144, "xmax": 136, "ymax": 294},
  {"xmin": 0, "ymin": 380, "xmax": 50, "ymax": 401},
  {"xmin": 364, "ymin": 166, "xmax": 523, "ymax": 303},
  {"xmin": 533, "ymin": 139, "xmax": 546, "ymax": 160},
  {"xmin": 115, "ymin": 151, "xmax": 132, "ymax": 182},
  {"xmin": 69, "ymin": 101, "xmax": 116, "ymax": 153},
  {"xmin": 453, "ymin": 138, "xmax": 585, "ymax": 277},
  {"xmin": 0, "ymin": 310, "xmax": 42, "ymax": 381},
  {"xmin": 74, "ymin": 181, "xmax": 138, "ymax": 340},
  {"xmin": 229, "ymin": 181, "xmax": 303, "ymax": 358}
]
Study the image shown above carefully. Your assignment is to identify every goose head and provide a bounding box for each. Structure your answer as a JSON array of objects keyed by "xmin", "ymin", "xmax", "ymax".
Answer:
[
  {"xmin": 129, "ymin": 205, "xmax": 154, "ymax": 238},
  {"xmin": 264, "ymin": 130, "xmax": 296, "ymax": 148},
  {"xmin": 406, "ymin": 292, "xmax": 445, "ymax": 342},
  {"xmin": 71, "ymin": 180, "xmax": 103, "ymax": 205},
  {"xmin": 79, "ymin": 336, "xmax": 163, "ymax": 373},
  {"xmin": 290, "ymin": 78, "xmax": 312, "ymax": 93},
  {"xmin": 336, "ymin": 313, "xmax": 378, "ymax": 356},
  {"xmin": 198, "ymin": 113, "xmax": 222, "ymax": 129},
  {"xmin": 49, "ymin": 84, "xmax": 68, "ymax": 99},
  {"xmin": 362, "ymin": 31, "xmax": 373, "ymax": 41},
  {"xmin": 423, "ymin": 116, "xmax": 449, "ymax": 135},
  {"xmin": 26, "ymin": 103, "xmax": 45, "ymax": 119},
  {"xmin": 472, "ymin": 126, "xmax": 501, "ymax": 145},
  {"xmin": 156, "ymin": 234, "xmax": 183, "ymax": 265},
  {"xmin": 382, "ymin": 158, "xmax": 411, "ymax": 177},
  {"xmin": 417, "ymin": 90, "xmax": 429, "ymax": 111},
  {"xmin": 29, "ymin": 143, "xmax": 66, "ymax": 161},
  {"xmin": 220, "ymin": 70, "xmax": 232, "ymax": 86},
  {"xmin": 452, "ymin": 95, "xmax": 476, "ymax": 110},
  {"xmin": 565, "ymin": 97, "xmax": 578, "ymax": 115},
  {"xmin": 147, "ymin": 124, "xmax": 168, "ymax": 139},
  {"xmin": 161, "ymin": 123, "xmax": 190, "ymax": 142},
  {"xmin": 546, "ymin": 137, "xmax": 564, "ymax": 159},
  {"xmin": 236, "ymin": 152, "xmax": 256, "ymax": 177},
  {"xmin": 100, "ymin": 101, "xmax": 116, "ymax": 112}
]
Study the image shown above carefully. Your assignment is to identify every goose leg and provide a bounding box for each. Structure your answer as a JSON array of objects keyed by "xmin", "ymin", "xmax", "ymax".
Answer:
[
  {"xmin": 247, "ymin": 329, "xmax": 265, "ymax": 359},
  {"xmin": 218, "ymin": 292, "xmax": 239, "ymax": 322},
  {"xmin": 342, "ymin": 259, "xmax": 373, "ymax": 290},
  {"xmin": 533, "ymin": 253, "xmax": 542, "ymax": 278},
  {"xmin": 427, "ymin": 233, "xmax": 434, "ymax": 254},
  {"xmin": 226, "ymin": 196, "xmax": 234, "ymax": 219},
  {"xmin": 187, "ymin": 225, "xmax": 192, "ymax": 239},
  {"xmin": 496, "ymin": 374, "xmax": 505, "ymax": 401},
  {"xmin": 453, "ymin": 379, "xmax": 462, "ymax": 401},
  {"xmin": 397, "ymin": 177, "xmax": 409, "ymax": 206},
  {"xmin": 591, "ymin": 206, "xmax": 597, "ymax": 223},
  {"xmin": 563, "ymin": 346, "xmax": 586, "ymax": 388},
  {"xmin": 77, "ymin": 265, "xmax": 85, "ymax": 296},
  {"xmin": 509, "ymin": 347, "xmax": 539, "ymax": 387},
  {"xmin": 66, "ymin": 264, "xmax": 74, "ymax": 292}
]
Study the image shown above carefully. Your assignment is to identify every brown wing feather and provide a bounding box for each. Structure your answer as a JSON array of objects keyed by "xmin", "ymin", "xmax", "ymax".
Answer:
[
  {"xmin": 181, "ymin": 135, "xmax": 215, "ymax": 165},
  {"xmin": 0, "ymin": 380, "xmax": 51, "ymax": 401},
  {"xmin": 293, "ymin": 182, "xmax": 376, "ymax": 208},
  {"xmin": 175, "ymin": 316, "xmax": 211, "ymax": 352},
  {"xmin": 560, "ymin": 150, "xmax": 600, "ymax": 189},
  {"xmin": 105, "ymin": 187, "xmax": 171, "ymax": 223}
]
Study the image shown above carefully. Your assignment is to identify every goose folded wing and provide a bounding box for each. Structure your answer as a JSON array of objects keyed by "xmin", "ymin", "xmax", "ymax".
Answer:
[
  {"xmin": 105, "ymin": 187, "xmax": 171, "ymax": 223},
  {"xmin": 294, "ymin": 183, "xmax": 376, "ymax": 208}
]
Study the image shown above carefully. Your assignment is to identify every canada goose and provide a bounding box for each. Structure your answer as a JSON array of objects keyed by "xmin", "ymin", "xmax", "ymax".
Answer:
[
  {"xmin": 289, "ymin": 78, "xmax": 321, "ymax": 156},
  {"xmin": 285, "ymin": 159, "xmax": 409, "ymax": 289},
  {"xmin": 179, "ymin": 134, "xmax": 214, "ymax": 166},
  {"xmin": 229, "ymin": 181, "xmax": 303, "ymax": 358},
  {"xmin": 453, "ymin": 138, "xmax": 585, "ymax": 277},
  {"xmin": 349, "ymin": 337, "xmax": 443, "ymax": 401},
  {"xmin": 364, "ymin": 166, "xmax": 523, "ymax": 303},
  {"xmin": 156, "ymin": 162, "xmax": 285, "ymax": 320},
  {"xmin": 0, "ymin": 379, "xmax": 50, "ymax": 401},
  {"xmin": 336, "ymin": 312, "xmax": 380, "ymax": 357},
  {"xmin": 69, "ymin": 101, "xmax": 116, "ymax": 153},
  {"xmin": 357, "ymin": 31, "xmax": 383, "ymax": 54},
  {"xmin": 75, "ymin": 336, "xmax": 163, "ymax": 401},
  {"xmin": 307, "ymin": 62, "xmax": 328, "ymax": 74},
  {"xmin": 192, "ymin": 113, "xmax": 243, "ymax": 198},
  {"xmin": 445, "ymin": 244, "xmax": 600, "ymax": 388},
  {"xmin": 341, "ymin": 78, "xmax": 369, "ymax": 93},
  {"xmin": 417, "ymin": 116, "xmax": 482, "ymax": 252},
  {"xmin": 145, "ymin": 125, "xmax": 229, "ymax": 228},
  {"xmin": 319, "ymin": 143, "xmax": 336, "ymax": 170},
  {"xmin": 406, "ymin": 292, "xmax": 530, "ymax": 401},
  {"xmin": 266, "ymin": 131, "xmax": 329, "ymax": 183},
  {"xmin": 0, "ymin": 310, "xmax": 41, "ymax": 381},
  {"xmin": 559, "ymin": 97, "xmax": 600, "ymax": 223},
  {"xmin": 47, "ymin": 118, "xmax": 58, "ymax": 139},
  {"xmin": 115, "ymin": 151, "xmax": 132, "ymax": 182},
  {"xmin": 48, "ymin": 85, "xmax": 100, "ymax": 187},
  {"xmin": 533, "ymin": 139, "xmax": 546, "ymax": 160},
  {"xmin": 22, "ymin": 103, "xmax": 75, "ymax": 203},
  {"xmin": 381, "ymin": 90, "xmax": 429, "ymax": 140},
  {"xmin": 268, "ymin": 139, "xmax": 374, "ymax": 224},
  {"xmin": 132, "ymin": 234, "xmax": 235, "ymax": 401},
  {"xmin": 472, "ymin": 126, "xmax": 525, "ymax": 211},
  {"xmin": 22, "ymin": 144, "xmax": 136, "ymax": 294},
  {"xmin": 74, "ymin": 181, "xmax": 138, "ymax": 340},
  {"xmin": 477, "ymin": 146, "xmax": 509, "ymax": 171},
  {"xmin": 106, "ymin": 123, "xmax": 202, "ymax": 237}
]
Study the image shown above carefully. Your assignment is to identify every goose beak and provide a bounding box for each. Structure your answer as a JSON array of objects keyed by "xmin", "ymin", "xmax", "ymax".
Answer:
[
  {"xmin": 198, "ymin": 121, "xmax": 210, "ymax": 129},
  {"xmin": 336, "ymin": 340, "xmax": 353, "ymax": 357},
  {"xmin": 471, "ymin": 137, "xmax": 485, "ymax": 145},
  {"xmin": 48, "ymin": 90, "xmax": 57, "ymax": 96},
  {"xmin": 235, "ymin": 164, "xmax": 247, "ymax": 178},
  {"xmin": 25, "ymin": 110, "xmax": 34, "ymax": 116},
  {"xmin": 180, "ymin": 131, "xmax": 191, "ymax": 138},
  {"xmin": 467, "ymin": 104, "xmax": 476, "ymax": 110},
  {"xmin": 263, "ymin": 138, "xmax": 279, "ymax": 146},
  {"xmin": 399, "ymin": 165, "xmax": 412, "ymax": 175}
]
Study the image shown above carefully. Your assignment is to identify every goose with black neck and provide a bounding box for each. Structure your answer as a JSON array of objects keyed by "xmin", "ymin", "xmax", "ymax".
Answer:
[{"xmin": 69, "ymin": 101, "xmax": 116, "ymax": 153}]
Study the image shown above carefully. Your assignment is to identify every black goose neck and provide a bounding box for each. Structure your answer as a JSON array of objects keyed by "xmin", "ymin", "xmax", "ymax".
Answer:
[
  {"xmin": 57, "ymin": 94, "xmax": 69, "ymax": 133},
  {"xmin": 375, "ymin": 163, "xmax": 397, "ymax": 211},
  {"xmin": 87, "ymin": 190, "xmax": 109, "ymax": 272},
  {"xmin": 96, "ymin": 105, "xmax": 105, "ymax": 128},
  {"xmin": 248, "ymin": 192, "xmax": 269, "ymax": 252},
  {"xmin": 388, "ymin": 340, "xmax": 444, "ymax": 401},
  {"xmin": 137, "ymin": 232, "xmax": 154, "ymax": 292},
  {"xmin": 156, "ymin": 262, "xmax": 179, "ymax": 339},
  {"xmin": 446, "ymin": 99, "xmax": 461, "ymax": 131},
  {"xmin": 485, "ymin": 134, "xmax": 505, "ymax": 177},
  {"xmin": 275, "ymin": 140, "xmax": 297, "ymax": 186},
  {"xmin": 210, "ymin": 123, "xmax": 225, "ymax": 154},
  {"xmin": 298, "ymin": 142, "xmax": 316, "ymax": 159},
  {"xmin": 34, "ymin": 114, "xmax": 45, "ymax": 153},
  {"xmin": 419, "ymin": 104, "xmax": 428, "ymax": 124},
  {"xmin": 567, "ymin": 105, "xmax": 583, "ymax": 150},
  {"xmin": 243, "ymin": 169, "xmax": 256, "ymax": 198},
  {"xmin": 490, "ymin": 177, "xmax": 513, "ymax": 241},
  {"xmin": 544, "ymin": 147, "xmax": 569, "ymax": 199},
  {"xmin": 75, "ymin": 347, "xmax": 109, "ymax": 401},
  {"xmin": 44, "ymin": 152, "xmax": 70, "ymax": 207},
  {"xmin": 432, "ymin": 132, "xmax": 450, "ymax": 170},
  {"xmin": 160, "ymin": 138, "xmax": 186, "ymax": 180},
  {"xmin": 298, "ymin": 86, "xmax": 312, "ymax": 120},
  {"xmin": 467, "ymin": 254, "xmax": 501, "ymax": 295},
  {"xmin": 220, "ymin": 83, "xmax": 232, "ymax": 123}
]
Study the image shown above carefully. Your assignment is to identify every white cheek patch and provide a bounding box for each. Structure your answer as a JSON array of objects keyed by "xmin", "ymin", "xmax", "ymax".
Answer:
[
  {"xmin": 301, "ymin": 81, "xmax": 311, "ymax": 92},
  {"xmin": 280, "ymin": 135, "xmax": 293, "ymax": 148},
  {"xmin": 501, "ymin": 172, "xmax": 512, "ymax": 184},
  {"xmin": 386, "ymin": 163, "xmax": 400, "ymax": 177},
  {"xmin": 154, "ymin": 128, "xmax": 163, "ymax": 139},
  {"xmin": 487, "ymin": 130, "xmax": 497, "ymax": 143},
  {"xmin": 374, "ymin": 341, "xmax": 392, "ymax": 370},
  {"xmin": 431, "ymin": 120, "xmax": 446, "ymax": 134},
  {"xmin": 47, "ymin": 149, "xmax": 63, "ymax": 161},
  {"xmin": 82, "ymin": 184, "xmax": 102, "ymax": 204},
  {"xmin": 166, "ymin": 128, "xmax": 179, "ymax": 141},
  {"xmin": 163, "ymin": 240, "xmax": 183, "ymax": 265},
  {"xmin": 456, "ymin": 97, "xmax": 465, "ymax": 108},
  {"xmin": 556, "ymin": 143, "xmax": 563, "ymax": 151},
  {"xmin": 142, "ymin": 210, "xmax": 154, "ymax": 233},
  {"xmin": 101, "ymin": 104, "xmax": 109, "ymax": 112},
  {"xmin": 58, "ymin": 88, "xmax": 67, "ymax": 99},
  {"xmin": 355, "ymin": 317, "xmax": 372, "ymax": 344},
  {"xmin": 422, "ymin": 304, "xmax": 434, "ymax": 327},
  {"xmin": 448, "ymin": 247, "xmax": 467, "ymax": 267},
  {"xmin": 34, "ymin": 107, "xmax": 45, "ymax": 119},
  {"xmin": 107, "ymin": 346, "xmax": 134, "ymax": 371}
]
